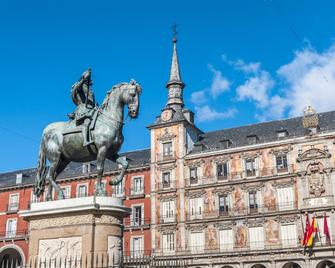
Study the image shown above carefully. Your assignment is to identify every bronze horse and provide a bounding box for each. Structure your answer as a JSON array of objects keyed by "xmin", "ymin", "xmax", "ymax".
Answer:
[{"xmin": 33, "ymin": 80, "xmax": 141, "ymax": 200}]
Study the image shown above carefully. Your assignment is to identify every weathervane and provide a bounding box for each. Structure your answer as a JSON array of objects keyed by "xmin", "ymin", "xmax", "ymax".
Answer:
[{"xmin": 171, "ymin": 22, "xmax": 179, "ymax": 42}]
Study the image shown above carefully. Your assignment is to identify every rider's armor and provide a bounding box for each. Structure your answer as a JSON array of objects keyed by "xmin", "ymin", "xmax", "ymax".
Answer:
[{"xmin": 68, "ymin": 68, "xmax": 97, "ymax": 146}]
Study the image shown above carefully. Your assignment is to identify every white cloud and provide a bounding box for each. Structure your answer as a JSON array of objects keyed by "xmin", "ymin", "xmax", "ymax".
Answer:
[
  {"xmin": 278, "ymin": 45, "xmax": 335, "ymax": 117},
  {"xmin": 208, "ymin": 65, "xmax": 230, "ymax": 98},
  {"xmin": 230, "ymin": 59, "xmax": 261, "ymax": 74},
  {"xmin": 190, "ymin": 90, "xmax": 207, "ymax": 105},
  {"xmin": 236, "ymin": 70, "xmax": 274, "ymax": 108},
  {"xmin": 195, "ymin": 106, "xmax": 237, "ymax": 122}
]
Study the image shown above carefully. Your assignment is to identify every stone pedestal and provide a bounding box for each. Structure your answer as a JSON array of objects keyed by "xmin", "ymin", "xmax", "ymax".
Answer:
[{"xmin": 20, "ymin": 196, "xmax": 130, "ymax": 267}]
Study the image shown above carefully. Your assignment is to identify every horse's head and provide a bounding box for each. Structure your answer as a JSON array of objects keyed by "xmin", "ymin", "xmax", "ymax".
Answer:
[{"xmin": 121, "ymin": 79, "xmax": 141, "ymax": 119}]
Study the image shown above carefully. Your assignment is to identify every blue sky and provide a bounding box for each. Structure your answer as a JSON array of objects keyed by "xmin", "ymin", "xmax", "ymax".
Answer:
[{"xmin": 1, "ymin": 0, "xmax": 335, "ymax": 172}]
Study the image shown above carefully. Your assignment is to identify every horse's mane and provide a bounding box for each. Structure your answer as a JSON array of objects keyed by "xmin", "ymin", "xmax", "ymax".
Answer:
[{"xmin": 101, "ymin": 81, "xmax": 141, "ymax": 109}]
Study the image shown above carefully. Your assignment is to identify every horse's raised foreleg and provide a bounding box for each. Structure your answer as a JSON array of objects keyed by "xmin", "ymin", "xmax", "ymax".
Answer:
[
  {"xmin": 96, "ymin": 147, "xmax": 107, "ymax": 196},
  {"xmin": 109, "ymin": 155, "xmax": 128, "ymax": 185}
]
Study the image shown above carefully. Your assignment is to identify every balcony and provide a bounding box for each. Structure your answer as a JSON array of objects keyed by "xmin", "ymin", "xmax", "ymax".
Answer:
[
  {"xmin": 130, "ymin": 186, "xmax": 145, "ymax": 198},
  {"xmin": 158, "ymin": 180, "xmax": 176, "ymax": 192},
  {"xmin": 124, "ymin": 217, "xmax": 150, "ymax": 229},
  {"xmin": 157, "ymin": 152, "xmax": 176, "ymax": 163},
  {"xmin": 6, "ymin": 203, "xmax": 19, "ymax": 213},
  {"xmin": 160, "ymin": 214, "xmax": 177, "ymax": 224},
  {"xmin": 111, "ymin": 187, "xmax": 126, "ymax": 199},
  {"xmin": 186, "ymin": 201, "xmax": 298, "ymax": 221},
  {"xmin": 0, "ymin": 229, "xmax": 29, "ymax": 240}
]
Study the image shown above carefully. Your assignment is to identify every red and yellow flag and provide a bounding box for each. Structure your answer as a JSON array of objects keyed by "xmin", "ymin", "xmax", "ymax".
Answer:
[
  {"xmin": 302, "ymin": 214, "xmax": 310, "ymax": 246},
  {"xmin": 306, "ymin": 215, "xmax": 317, "ymax": 247}
]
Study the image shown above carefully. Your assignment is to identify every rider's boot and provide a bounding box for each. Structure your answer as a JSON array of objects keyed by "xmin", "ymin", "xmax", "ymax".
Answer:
[{"xmin": 82, "ymin": 125, "xmax": 93, "ymax": 146}]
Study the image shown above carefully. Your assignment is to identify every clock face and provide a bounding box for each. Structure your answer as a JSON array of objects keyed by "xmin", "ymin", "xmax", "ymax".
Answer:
[{"xmin": 161, "ymin": 109, "xmax": 172, "ymax": 122}]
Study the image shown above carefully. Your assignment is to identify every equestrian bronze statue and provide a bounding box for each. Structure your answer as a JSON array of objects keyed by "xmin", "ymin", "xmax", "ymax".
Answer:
[{"xmin": 33, "ymin": 69, "xmax": 141, "ymax": 200}]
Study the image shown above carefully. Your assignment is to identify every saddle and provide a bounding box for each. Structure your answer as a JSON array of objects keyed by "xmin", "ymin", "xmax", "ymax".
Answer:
[{"xmin": 62, "ymin": 109, "xmax": 99, "ymax": 136}]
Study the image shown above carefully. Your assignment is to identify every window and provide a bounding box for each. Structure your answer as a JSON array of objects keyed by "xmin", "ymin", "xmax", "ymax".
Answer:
[
  {"xmin": 189, "ymin": 232, "xmax": 204, "ymax": 252},
  {"xmin": 113, "ymin": 180, "xmax": 124, "ymax": 197},
  {"xmin": 16, "ymin": 174, "xmax": 22, "ymax": 184},
  {"xmin": 77, "ymin": 184, "xmax": 88, "ymax": 198},
  {"xmin": 131, "ymin": 236, "xmax": 143, "ymax": 256},
  {"xmin": 6, "ymin": 218, "xmax": 17, "ymax": 237},
  {"xmin": 245, "ymin": 159, "xmax": 256, "ymax": 177},
  {"xmin": 248, "ymin": 191, "xmax": 258, "ymax": 212},
  {"xmin": 189, "ymin": 197, "xmax": 203, "ymax": 220},
  {"xmin": 132, "ymin": 205, "xmax": 143, "ymax": 226},
  {"xmin": 132, "ymin": 176, "xmax": 144, "ymax": 195},
  {"xmin": 277, "ymin": 186, "xmax": 294, "ymax": 210},
  {"xmin": 217, "ymin": 163, "xmax": 229, "ymax": 180},
  {"xmin": 162, "ymin": 172, "xmax": 171, "ymax": 188},
  {"xmin": 162, "ymin": 142, "xmax": 173, "ymax": 159},
  {"xmin": 82, "ymin": 163, "xmax": 91, "ymax": 174},
  {"xmin": 218, "ymin": 194, "xmax": 229, "ymax": 215},
  {"xmin": 219, "ymin": 229, "xmax": 233, "ymax": 251},
  {"xmin": 31, "ymin": 191, "xmax": 39, "ymax": 203},
  {"xmin": 220, "ymin": 139, "xmax": 232, "ymax": 149},
  {"xmin": 162, "ymin": 233, "xmax": 175, "ymax": 253},
  {"xmin": 249, "ymin": 226, "xmax": 264, "ymax": 249},
  {"xmin": 94, "ymin": 181, "xmax": 106, "ymax": 195},
  {"xmin": 247, "ymin": 135, "xmax": 259, "ymax": 145},
  {"xmin": 277, "ymin": 130, "xmax": 288, "ymax": 138},
  {"xmin": 276, "ymin": 154, "xmax": 288, "ymax": 173},
  {"xmin": 161, "ymin": 201, "xmax": 175, "ymax": 223},
  {"xmin": 61, "ymin": 186, "xmax": 71, "ymax": 199},
  {"xmin": 189, "ymin": 167, "xmax": 198, "ymax": 184},
  {"xmin": 8, "ymin": 194, "xmax": 19, "ymax": 211},
  {"xmin": 281, "ymin": 224, "xmax": 297, "ymax": 247}
]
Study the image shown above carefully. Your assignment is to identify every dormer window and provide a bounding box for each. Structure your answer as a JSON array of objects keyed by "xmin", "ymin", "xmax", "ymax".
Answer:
[
  {"xmin": 16, "ymin": 174, "xmax": 23, "ymax": 184},
  {"xmin": 220, "ymin": 139, "xmax": 232, "ymax": 149},
  {"xmin": 82, "ymin": 163, "xmax": 91, "ymax": 174},
  {"xmin": 277, "ymin": 130, "xmax": 288, "ymax": 139},
  {"xmin": 247, "ymin": 135, "xmax": 259, "ymax": 145}
]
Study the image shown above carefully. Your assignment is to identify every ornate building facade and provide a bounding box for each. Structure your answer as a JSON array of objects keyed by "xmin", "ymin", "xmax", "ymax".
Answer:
[
  {"xmin": 0, "ymin": 37, "xmax": 334, "ymax": 268},
  {"xmin": 148, "ymin": 38, "xmax": 335, "ymax": 268}
]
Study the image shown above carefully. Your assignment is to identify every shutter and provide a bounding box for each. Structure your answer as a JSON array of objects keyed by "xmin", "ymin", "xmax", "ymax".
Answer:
[
  {"xmin": 219, "ymin": 229, "xmax": 233, "ymax": 251},
  {"xmin": 281, "ymin": 224, "xmax": 297, "ymax": 247},
  {"xmin": 249, "ymin": 227, "xmax": 264, "ymax": 249}
]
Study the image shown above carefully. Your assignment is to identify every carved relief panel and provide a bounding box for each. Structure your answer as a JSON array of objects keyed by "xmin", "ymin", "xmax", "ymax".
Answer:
[{"xmin": 39, "ymin": 236, "xmax": 82, "ymax": 259}]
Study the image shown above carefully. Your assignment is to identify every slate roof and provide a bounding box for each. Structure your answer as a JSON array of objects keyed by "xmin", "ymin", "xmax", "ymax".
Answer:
[
  {"xmin": 190, "ymin": 110, "xmax": 335, "ymax": 154},
  {"xmin": 0, "ymin": 148, "xmax": 151, "ymax": 189}
]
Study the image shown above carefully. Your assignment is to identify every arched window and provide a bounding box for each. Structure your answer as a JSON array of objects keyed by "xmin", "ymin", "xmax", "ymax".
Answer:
[
  {"xmin": 282, "ymin": 262, "xmax": 302, "ymax": 268},
  {"xmin": 0, "ymin": 248, "xmax": 23, "ymax": 266},
  {"xmin": 316, "ymin": 260, "xmax": 335, "ymax": 268}
]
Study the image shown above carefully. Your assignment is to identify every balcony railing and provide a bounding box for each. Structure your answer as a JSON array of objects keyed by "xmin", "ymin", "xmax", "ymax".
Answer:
[
  {"xmin": 186, "ymin": 201, "xmax": 298, "ymax": 221},
  {"xmin": 158, "ymin": 180, "xmax": 176, "ymax": 191},
  {"xmin": 160, "ymin": 214, "xmax": 177, "ymax": 224},
  {"xmin": 0, "ymin": 229, "xmax": 29, "ymax": 240},
  {"xmin": 185, "ymin": 165, "xmax": 295, "ymax": 187},
  {"xmin": 157, "ymin": 152, "xmax": 176, "ymax": 162},
  {"xmin": 124, "ymin": 217, "xmax": 151, "ymax": 228},
  {"xmin": 154, "ymin": 236, "xmax": 335, "ymax": 256},
  {"xmin": 7, "ymin": 203, "xmax": 19, "ymax": 212},
  {"xmin": 130, "ymin": 186, "xmax": 145, "ymax": 197}
]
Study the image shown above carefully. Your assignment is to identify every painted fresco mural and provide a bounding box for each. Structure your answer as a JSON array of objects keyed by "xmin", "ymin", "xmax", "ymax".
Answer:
[
  {"xmin": 263, "ymin": 183, "xmax": 276, "ymax": 211},
  {"xmin": 206, "ymin": 226, "xmax": 218, "ymax": 250},
  {"xmin": 235, "ymin": 225, "xmax": 248, "ymax": 248},
  {"xmin": 265, "ymin": 219, "xmax": 280, "ymax": 245},
  {"xmin": 232, "ymin": 187, "xmax": 246, "ymax": 212}
]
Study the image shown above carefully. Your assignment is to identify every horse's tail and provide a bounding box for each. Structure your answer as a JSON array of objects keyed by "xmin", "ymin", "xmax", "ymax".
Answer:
[{"xmin": 33, "ymin": 141, "xmax": 47, "ymax": 197}]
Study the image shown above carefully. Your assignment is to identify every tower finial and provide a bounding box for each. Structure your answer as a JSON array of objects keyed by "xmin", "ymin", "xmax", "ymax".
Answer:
[
  {"xmin": 166, "ymin": 24, "xmax": 185, "ymax": 108},
  {"xmin": 171, "ymin": 22, "xmax": 179, "ymax": 43}
]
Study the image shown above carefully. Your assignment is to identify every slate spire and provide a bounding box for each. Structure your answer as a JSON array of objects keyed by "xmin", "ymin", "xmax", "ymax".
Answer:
[{"xmin": 165, "ymin": 36, "xmax": 185, "ymax": 109}]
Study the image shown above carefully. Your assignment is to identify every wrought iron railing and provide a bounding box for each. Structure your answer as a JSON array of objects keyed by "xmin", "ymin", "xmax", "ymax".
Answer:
[{"xmin": 124, "ymin": 217, "xmax": 151, "ymax": 228}]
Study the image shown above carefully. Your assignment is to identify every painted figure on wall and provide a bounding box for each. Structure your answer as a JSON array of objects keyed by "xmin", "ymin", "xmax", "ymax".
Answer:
[
  {"xmin": 206, "ymin": 226, "xmax": 218, "ymax": 250},
  {"xmin": 265, "ymin": 219, "xmax": 279, "ymax": 245},
  {"xmin": 204, "ymin": 189, "xmax": 216, "ymax": 215},
  {"xmin": 232, "ymin": 187, "xmax": 246, "ymax": 212},
  {"xmin": 203, "ymin": 159, "xmax": 213, "ymax": 178},
  {"xmin": 263, "ymin": 183, "xmax": 276, "ymax": 211},
  {"xmin": 235, "ymin": 225, "xmax": 247, "ymax": 248}
]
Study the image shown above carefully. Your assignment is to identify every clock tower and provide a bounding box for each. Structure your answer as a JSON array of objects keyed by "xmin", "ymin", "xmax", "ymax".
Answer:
[{"xmin": 148, "ymin": 34, "xmax": 202, "ymax": 255}]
